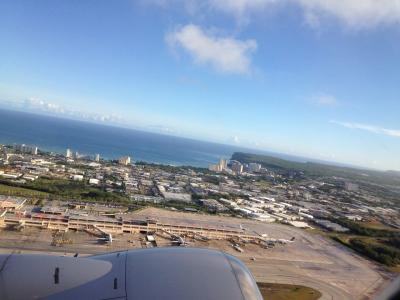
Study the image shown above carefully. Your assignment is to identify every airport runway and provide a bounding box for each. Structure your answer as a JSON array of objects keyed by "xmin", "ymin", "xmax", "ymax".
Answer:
[{"xmin": 0, "ymin": 207, "xmax": 393, "ymax": 299}]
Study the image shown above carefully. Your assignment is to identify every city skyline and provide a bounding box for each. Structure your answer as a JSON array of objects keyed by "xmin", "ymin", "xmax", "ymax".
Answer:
[{"xmin": 1, "ymin": 0, "xmax": 400, "ymax": 170}]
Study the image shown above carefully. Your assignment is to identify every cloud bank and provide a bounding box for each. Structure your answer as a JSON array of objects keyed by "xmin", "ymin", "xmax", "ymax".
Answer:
[
  {"xmin": 14, "ymin": 97, "xmax": 125, "ymax": 124},
  {"xmin": 155, "ymin": 0, "xmax": 400, "ymax": 29},
  {"xmin": 212, "ymin": 0, "xmax": 400, "ymax": 28},
  {"xmin": 297, "ymin": 0, "xmax": 400, "ymax": 29}
]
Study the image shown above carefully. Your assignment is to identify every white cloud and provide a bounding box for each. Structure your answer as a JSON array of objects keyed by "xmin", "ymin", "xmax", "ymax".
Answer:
[
  {"xmin": 331, "ymin": 120, "xmax": 400, "ymax": 138},
  {"xmin": 21, "ymin": 97, "xmax": 125, "ymax": 124},
  {"xmin": 311, "ymin": 94, "xmax": 338, "ymax": 107},
  {"xmin": 156, "ymin": 0, "xmax": 400, "ymax": 29},
  {"xmin": 209, "ymin": 0, "xmax": 276, "ymax": 16},
  {"xmin": 298, "ymin": 0, "xmax": 400, "ymax": 29},
  {"xmin": 231, "ymin": 135, "xmax": 241, "ymax": 143},
  {"xmin": 167, "ymin": 24, "xmax": 257, "ymax": 74},
  {"xmin": 212, "ymin": 0, "xmax": 400, "ymax": 28}
]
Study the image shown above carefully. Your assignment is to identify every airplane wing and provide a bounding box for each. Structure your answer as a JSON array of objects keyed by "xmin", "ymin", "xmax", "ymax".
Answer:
[{"xmin": 0, "ymin": 247, "xmax": 263, "ymax": 300}]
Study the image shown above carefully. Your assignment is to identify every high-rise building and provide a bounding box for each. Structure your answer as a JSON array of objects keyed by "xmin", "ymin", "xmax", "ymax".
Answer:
[
  {"xmin": 208, "ymin": 164, "xmax": 221, "ymax": 172},
  {"xmin": 219, "ymin": 159, "xmax": 227, "ymax": 170},
  {"xmin": 248, "ymin": 163, "xmax": 261, "ymax": 172},
  {"xmin": 66, "ymin": 148, "xmax": 72, "ymax": 158},
  {"xmin": 30, "ymin": 146, "xmax": 38, "ymax": 155},
  {"xmin": 118, "ymin": 156, "xmax": 131, "ymax": 165},
  {"xmin": 208, "ymin": 158, "xmax": 227, "ymax": 172},
  {"xmin": 95, "ymin": 154, "xmax": 100, "ymax": 162},
  {"xmin": 229, "ymin": 160, "xmax": 243, "ymax": 174},
  {"xmin": 14, "ymin": 144, "xmax": 38, "ymax": 155}
]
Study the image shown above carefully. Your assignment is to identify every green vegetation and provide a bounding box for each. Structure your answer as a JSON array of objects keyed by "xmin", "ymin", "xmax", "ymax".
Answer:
[
  {"xmin": 0, "ymin": 178, "xmax": 129, "ymax": 204},
  {"xmin": 329, "ymin": 219, "xmax": 400, "ymax": 268},
  {"xmin": 349, "ymin": 238, "xmax": 400, "ymax": 266},
  {"xmin": 333, "ymin": 218, "xmax": 400, "ymax": 238},
  {"xmin": 332, "ymin": 235, "xmax": 400, "ymax": 268},
  {"xmin": 385, "ymin": 237, "xmax": 400, "ymax": 248},
  {"xmin": 162, "ymin": 200, "xmax": 205, "ymax": 211},
  {"xmin": 355, "ymin": 220, "xmax": 400, "ymax": 231},
  {"xmin": 128, "ymin": 199, "xmax": 210, "ymax": 214},
  {"xmin": 0, "ymin": 183, "xmax": 49, "ymax": 199},
  {"xmin": 232, "ymin": 152, "xmax": 400, "ymax": 187},
  {"xmin": 257, "ymin": 283, "xmax": 321, "ymax": 300}
]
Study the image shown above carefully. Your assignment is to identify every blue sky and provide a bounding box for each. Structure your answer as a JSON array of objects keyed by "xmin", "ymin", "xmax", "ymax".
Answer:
[{"xmin": 0, "ymin": 0, "xmax": 400, "ymax": 170}]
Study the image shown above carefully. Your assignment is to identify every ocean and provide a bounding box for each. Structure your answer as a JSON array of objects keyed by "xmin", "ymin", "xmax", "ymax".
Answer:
[{"xmin": 0, "ymin": 109, "xmax": 259, "ymax": 167}]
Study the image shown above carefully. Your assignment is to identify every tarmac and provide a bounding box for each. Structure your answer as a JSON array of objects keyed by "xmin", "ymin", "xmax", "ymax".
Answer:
[{"xmin": 0, "ymin": 207, "xmax": 395, "ymax": 300}]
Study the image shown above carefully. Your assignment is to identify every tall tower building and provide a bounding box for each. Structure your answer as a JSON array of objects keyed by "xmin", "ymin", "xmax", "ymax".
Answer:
[
  {"xmin": 95, "ymin": 154, "xmax": 100, "ymax": 162},
  {"xmin": 118, "ymin": 156, "xmax": 131, "ymax": 165},
  {"xmin": 66, "ymin": 148, "xmax": 72, "ymax": 158},
  {"xmin": 219, "ymin": 159, "xmax": 227, "ymax": 170}
]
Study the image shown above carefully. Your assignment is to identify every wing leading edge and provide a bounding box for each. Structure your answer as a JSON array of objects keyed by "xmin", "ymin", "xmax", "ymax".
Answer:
[{"xmin": 0, "ymin": 247, "xmax": 263, "ymax": 300}]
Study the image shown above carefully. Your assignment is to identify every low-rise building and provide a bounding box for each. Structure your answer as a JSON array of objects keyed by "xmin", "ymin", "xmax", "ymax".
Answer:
[
  {"xmin": 89, "ymin": 178, "xmax": 100, "ymax": 185},
  {"xmin": 0, "ymin": 196, "xmax": 27, "ymax": 210},
  {"xmin": 199, "ymin": 199, "xmax": 228, "ymax": 212},
  {"xmin": 72, "ymin": 174, "xmax": 84, "ymax": 181}
]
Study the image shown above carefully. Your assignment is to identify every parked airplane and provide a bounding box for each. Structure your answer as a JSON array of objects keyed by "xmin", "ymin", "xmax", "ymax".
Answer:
[
  {"xmin": 170, "ymin": 234, "xmax": 190, "ymax": 246},
  {"xmin": 97, "ymin": 233, "xmax": 113, "ymax": 244}
]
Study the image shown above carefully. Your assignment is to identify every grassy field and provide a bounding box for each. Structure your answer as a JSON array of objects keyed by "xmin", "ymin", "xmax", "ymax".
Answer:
[
  {"xmin": 354, "ymin": 221, "xmax": 400, "ymax": 232},
  {"xmin": 309, "ymin": 225, "xmax": 400, "ymax": 273},
  {"xmin": 388, "ymin": 265, "xmax": 400, "ymax": 273},
  {"xmin": 0, "ymin": 178, "xmax": 130, "ymax": 204},
  {"xmin": 257, "ymin": 283, "xmax": 321, "ymax": 300},
  {"xmin": 0, "ymin": 183, "xmax": 49, "ymax": 198},
  {"xmin": 325, "ymin": 233, "xmax": 400, "ymax": 270}
]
